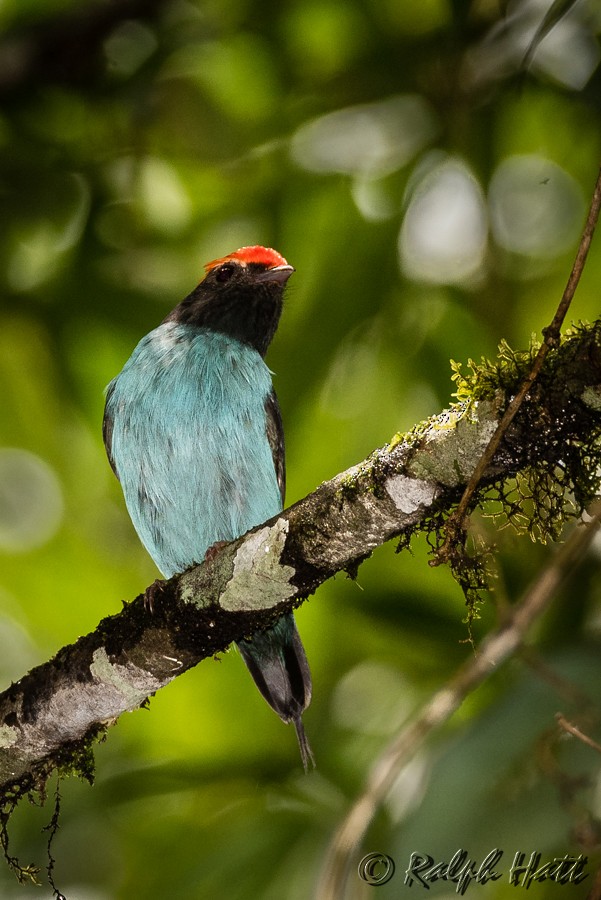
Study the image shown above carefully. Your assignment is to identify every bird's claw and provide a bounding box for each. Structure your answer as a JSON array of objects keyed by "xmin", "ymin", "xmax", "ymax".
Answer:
[
  {"xmin": 144, "ymin": 578, "xmax": 165, "ymax": 613},
  {"xmin": 204, "ymin": 539, "xmax": 228, "ymax": 562}
]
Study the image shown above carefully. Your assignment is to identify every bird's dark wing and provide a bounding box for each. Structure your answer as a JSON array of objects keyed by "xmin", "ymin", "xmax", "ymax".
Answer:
[
  {"xmin": 264, "ymin": 388, "xmax": 285, "ymax": 506},
  {"xmin": 102, "ymin": 383, "xmax": 119, "ymax": 480}
]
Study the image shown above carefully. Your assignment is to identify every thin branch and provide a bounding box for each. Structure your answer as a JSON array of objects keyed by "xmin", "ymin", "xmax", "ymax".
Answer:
[
  {"xmin": 435, "ymin": 165, "xmax": 601, "ymax": 564},
  {"xmin": 555, "ymin": 714, "xmax": 601, "ymax": 755},
  {"xmin": 521, "ymin": 0, "xmax": 581, "ymax": 73},
  {"xmin": 316, "ymin": 502, "xmax": 601, "ymax": 900}
]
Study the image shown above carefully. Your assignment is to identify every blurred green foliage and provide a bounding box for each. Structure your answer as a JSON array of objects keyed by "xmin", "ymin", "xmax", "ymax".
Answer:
[{"xmin": 0, "ymin": 0, "xmax": 600, "ymax": 897}]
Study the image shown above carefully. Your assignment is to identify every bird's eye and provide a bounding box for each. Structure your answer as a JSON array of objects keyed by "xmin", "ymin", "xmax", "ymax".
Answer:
[{"xmin": 215, "ymin": 263, "xmax": 236, "ymax": 282}]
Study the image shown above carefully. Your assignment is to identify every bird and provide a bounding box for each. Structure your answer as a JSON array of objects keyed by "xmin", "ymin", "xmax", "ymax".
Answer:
[{"xmin": 102, "ymin": 245, "xmax": 314, "ymax": 769}]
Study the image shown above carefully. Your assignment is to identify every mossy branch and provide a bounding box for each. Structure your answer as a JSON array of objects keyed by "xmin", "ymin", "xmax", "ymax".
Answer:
[
  {"xmin": 435, "ymin": 165, "xmax": 601, "ymax": 563},
  {"xmin": 0, "ymin": 321, "xmax": 600, "ymax": 829}
]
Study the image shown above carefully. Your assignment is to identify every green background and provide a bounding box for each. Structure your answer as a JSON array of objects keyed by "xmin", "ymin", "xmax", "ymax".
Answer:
[{"xmin": 0, "ymin": 0, "xmax": 601, "ymax": 897}]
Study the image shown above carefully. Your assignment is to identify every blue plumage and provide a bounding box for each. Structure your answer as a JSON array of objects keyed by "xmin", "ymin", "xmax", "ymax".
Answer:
[
  {"xmin": 103, "ymin": 246, "xmax": 313, "ymax": 769},
  {"xmin": 105, "ymin": 324, "xmax": 281, "ymax": 577}
]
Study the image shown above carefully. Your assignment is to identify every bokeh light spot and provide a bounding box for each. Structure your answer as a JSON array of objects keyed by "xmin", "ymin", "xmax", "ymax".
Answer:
[
  {"xmin": 0, "ymin": 449, "xmax": 64, "ymax": 552},
  {"xmin": 399, "ymin": 156, "xmax": 488, "ymax": 284},
  {"xmin": 291, "ymin": 95, "xmax": 438, "ymax": 177},
  {"xmin": 488, "ymin": 154, "xmax": 585, "ymax": 258}
]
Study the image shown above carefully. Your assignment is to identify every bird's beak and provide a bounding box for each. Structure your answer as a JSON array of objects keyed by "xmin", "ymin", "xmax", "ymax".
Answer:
[{"xmin": 254, "ymin": 264, "xmax": 295, "ymax": 285}]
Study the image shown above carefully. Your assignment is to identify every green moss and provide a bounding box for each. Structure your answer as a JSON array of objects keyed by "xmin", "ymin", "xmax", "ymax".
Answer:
[
  {"xmin": 387, "ymin": 431, "xmax": 404, "ymax": 451},
  {"xmin": 338, "ymin": 324, "xmax": 601, "ymax": 631},
  {"xmin": 344, "ymin": 324, "xmax": 601, "ymax": 633},
  {"xmin": 336, "ymin": 457, "xmax": 376, "ymax": 501},
  {"xmin": 0, "ymin": 775, "xmax": 41, "ymax": 885},
  {"xmin": 394, "ymin": 322, "xmax": 601, "ymax": 628},
  {"xmin": 341, "ymin": 467, "xmax": 364, "ymax": 496},
  {"xmin": 449, "ymin": 336, "xmax": 540, "ymax": 403},
  {"xmin": 0, "ymin": 724, "xmax": 106, "ymax": 885},
  {"xmin": 55, "ymin": 729, "xmax": 102, "ymax": 785}
]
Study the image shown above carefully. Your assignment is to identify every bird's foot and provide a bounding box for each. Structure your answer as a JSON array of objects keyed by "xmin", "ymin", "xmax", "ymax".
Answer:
[
  {"xmin": 144, "ymin": 578, "xmax": 165, "ymax": 613},
  {"xmin": 204, "ymin": 540, "xmax": 228, "ymax": 562}
]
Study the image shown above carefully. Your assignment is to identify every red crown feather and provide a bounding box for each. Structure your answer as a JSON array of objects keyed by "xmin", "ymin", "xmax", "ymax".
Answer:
[{"xmin": 204, "ymin": 245, "xmax": 288, "ymax": 273}]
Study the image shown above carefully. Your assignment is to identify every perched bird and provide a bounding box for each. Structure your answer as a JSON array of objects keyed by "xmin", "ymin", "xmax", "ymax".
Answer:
[{"xmin": 103, "ymin": 245, "xmax": 313, "ymax": 769}]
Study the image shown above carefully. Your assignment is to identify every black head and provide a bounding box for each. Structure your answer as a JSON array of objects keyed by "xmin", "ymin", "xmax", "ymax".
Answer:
[{"xmin": 163, "ymin": 246, "xmax": 294, "ymax": 357}]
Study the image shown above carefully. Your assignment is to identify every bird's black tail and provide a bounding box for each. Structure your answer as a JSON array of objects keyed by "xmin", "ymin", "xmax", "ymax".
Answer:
[{"xmin": 237, "ymin": 612, "xmax": 314, "ymax": 771}]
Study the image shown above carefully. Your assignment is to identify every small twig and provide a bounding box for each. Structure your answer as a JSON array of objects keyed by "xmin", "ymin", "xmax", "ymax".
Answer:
[
  {"xmin": 535, "ymin": 716, "xmax": 599, "ymax": 843},
  {"xmin": 556, "ymin": 713, "xmax": 601, "ymax": 755},
  {"xmin": 521, "ymin": 0, "xmax": 579, "ymax": 73},
  {"xmin": 316, "ymin": 502, "xmax": 601, "ymax": 899},
  {"xmin": 434, "ymin": 165, "xmax": 601, "ymax": 565}
]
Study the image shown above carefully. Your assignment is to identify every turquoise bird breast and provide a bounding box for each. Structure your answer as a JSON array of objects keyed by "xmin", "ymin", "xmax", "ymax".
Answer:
[{"xmin": 104, "ymin": 323, "xmax": 283, "ymax": 578}]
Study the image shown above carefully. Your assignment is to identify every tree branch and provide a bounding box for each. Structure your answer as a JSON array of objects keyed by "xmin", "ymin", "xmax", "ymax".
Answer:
[
  {"xmin": 0, "ymin": 322, "xmax": 600, "ymax": 801},
  {"xmin": 436, "ymin": 165, "xmax": 601, "ymax": 562}
]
